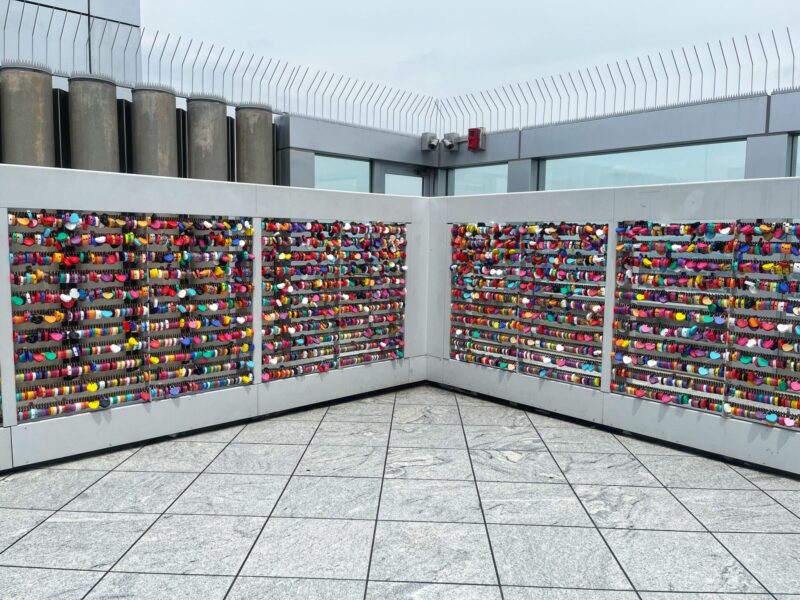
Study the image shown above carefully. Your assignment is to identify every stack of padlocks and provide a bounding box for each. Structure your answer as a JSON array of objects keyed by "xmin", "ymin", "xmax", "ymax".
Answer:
[
  {"xmin": 338, "ymin": 222, "xmax": 406, "ymax": 367},
  {"xmin": 145, "ymin": 215, "xmax": 255, "ymax": 401},
  {"xmin": 9, "ymin": 211, "xmax": 407, "ymax": 422},
  {"xmin": 10, "ymin": 211, "xmax": 152, "ymax": 421},
  {"xmin": 261, "ymin": 221, "xmax": 340, "ymax": 381},
  {"xmin": 449, "ymin": 222, "xmax": 606, "ymax": 388},
  {"xmin": 517, "ymin": 223, "xmax": 606, "ymax": 387},
  {"xmin": 613, "ymin": 220, "xmax": 800, "ymax": 430},
  {"xmin": 260, "ymin": 220, "xmax": 407, "ymax": 382},
  {"xmin": 450, "ymin": 223, "xmax": 520, "ymax": 371}
]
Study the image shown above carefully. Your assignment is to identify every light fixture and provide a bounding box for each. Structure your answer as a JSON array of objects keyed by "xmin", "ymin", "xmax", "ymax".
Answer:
[
  {"xmin": 421, "ymin": 132, "xmax": 439, "ymax": 151},
  {"xmin": 442, "ymin": 133, "xmax": 460, "ymax": 152}
]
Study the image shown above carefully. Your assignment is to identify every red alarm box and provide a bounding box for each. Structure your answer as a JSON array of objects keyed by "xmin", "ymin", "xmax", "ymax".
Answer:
[{"xmin": 467, "ymin": 127, "xmax": 485, "ymax": 151}]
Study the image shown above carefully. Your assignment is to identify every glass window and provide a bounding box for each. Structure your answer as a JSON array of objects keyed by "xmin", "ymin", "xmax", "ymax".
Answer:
[
  {"xmin": 451, "ymin": 164, "xmax": 508, "ymax": 196},
  {"xmin": 385, "ymin": 174, "xmax": 422, "ymax": 197},
  {"xmin": 542, "ymin": 141, "xmax": 747, "ymax": 191},
  {"xmin": 314, "ymin": 155, "xmax": 370, "ymax": 192},
  {"xmin": 793, "ymin": 136, "xmax": 799, "ymax": 176}
]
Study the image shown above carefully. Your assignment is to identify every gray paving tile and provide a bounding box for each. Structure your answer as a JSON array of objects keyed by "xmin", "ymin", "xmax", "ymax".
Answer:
[
  {"xmin": 115, "ymin": 513, "xmax": 264, "ymax": 575},
  {"xmin": 390, "ymin": 424, "xmax": 467, "ymax": 449},
  {"xmin": 370, "ymin": 521, "xmax": 497, "ymax": 584},
  {"xmin": 86, "ymin": 572, "xmax": 232, "ymax": 599},
  {"xmin": 488, "ymin": 524, "xmax": 631, "ymax": 589},
  {"xmin": 0, "ymin": 566, "xmax": 102, "ymax": 600},
  {"xmin": 715, "ymin": 532, "xmax": 800, "ymax": 594},
  {"xmin": 479, "ymin": 482, "xmax": 591, "ymax": 526},
  {"xmin": 672, "ymin": 488, "xmax": 800, "ymax": 533},
  {"xmin": 296, "ymin": 445, "xmax": 386, "ymax": 477},
  {"xmin": 464, "ymin": 426, "xmax": 544, "ymax": 451},
  {"xmin": 504, "ymin": 590, "xmax": 638, "ymax": 600},
  {"xmin": 234, "ymin": 419, "xmax": 319, "ymax": 445},
  {"xmin": 770, "ymin": 490, "xmax": 800, "ymax": 517},
  {"xmin": 379, "ymin": 479, "xmax": 483, "ymax": 523},
  {"xmin": 179, "ymin": 423, "xmax": 246, "ymax": 443},
  {"xmin": 471, "ymin": 450, "xmax": 565, "ymax": 483},
  {"xmin": 459, "ymin": 405, "xmax": 531, "ymax": 426},
  {"xmin": 353, "ymin": 391, "xmax": 396, "ymax": 404},
  {"xmin": 311, "ymin": 420, "xmax": 390, "ymax": 446},
  {"xmin": 0, "ymin": 508, "xmax": 52, "ymax": 553},
  {"xmin": 229, "ymin": 576, "xmax": 365, "ymax": 599},
  {"xmin": 637, "ymin": 455, "xmax": 756, "ymax": 489},
  {"xmin": 273, "ymin": 476, "xmax": 381, "ymax": 519},
  {"xmin": 64, "ymin": 470, "xmax": 195, "ymax": 514},
  {"xmin": 116, "ymin": 441, "xmax": 226, "ymax": 473},
  {"xmin": 573, "ymin": 484, "xmax": 703, "ymax": 531},
  {"xmin": 385, "ymin": 448, "xmax": 473, "ymax": 480},
  {"xmin": 269, "ymin": 406, "xmax": 328, "ymax": 421},
  {"xmin": 730, "ymin": 465, "xmax": 800, "ymax": 491},
  {"xmin": 638, "ymin": 594, "xmax": 772, "ymax": 599},
  {"xmin": 168, "ymin": 474, "xmax": 288, "ymax": 516},
  {"xmin": 241, "ymin": 517, "xmax": 373, "ymax": 579},
  {"xmin": 324, "ymin": 402, "xmax": 394, "ymax": 423},
  {"xmin": 525, "ymin": 411, "xmax": 589, "ymax": 428},
  {"xmin": 396, "ymin": 386, "xmax": 458, "ymax": 405},
  {"xmin": 455, "ymin": 393, "xmax": 496, "ymax": 407},
  {"xmin": 0, "ymin": 511, "xmax": 156, "ymax": 570},
  {"xmin": 0, "ymin": 469, "xmax": 105, "ymax": 510},
  {"xmin": 393, "ymin": 404, "xmax": 461, "ymax": 425},
  {"xmin": 615, "ymin": 435, "xmax": 694, "ymax": 456},
  {"xmin": 367, "ymin": 581, "xmax": 502, "ymax": 599},
  {"xmin": 50, "ymin": 447, "xmax": 140, "ymax": 471},
  {"xmin": 603, "ymin": 529, "xmax": 766, "ymax": 593},
  {"xmin": 553, "ymin": 452, "xmax": 661, "ymax": 486},
  {"xmin": 206, "ymin": 443, "xmax": 305, "ymax": 475},
  {"xmin": 538, "ymin": 427, "xmax": 630, "ymax": 453}
]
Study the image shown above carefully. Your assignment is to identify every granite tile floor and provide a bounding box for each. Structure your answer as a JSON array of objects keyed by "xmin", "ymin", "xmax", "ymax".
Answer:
[{"xmin": 0, "ymin": 385, "xmax": 799, "ymax": 599}]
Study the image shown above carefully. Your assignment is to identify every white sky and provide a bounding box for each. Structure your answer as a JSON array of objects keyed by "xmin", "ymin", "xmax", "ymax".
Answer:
[{"xmin": 141, "ymin": 0, "xmax": 800, "ymax": 98}]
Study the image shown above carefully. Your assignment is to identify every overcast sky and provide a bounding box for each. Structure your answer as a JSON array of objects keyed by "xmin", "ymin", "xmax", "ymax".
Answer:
[{"xmin": 141, "ymin": 0, "xmax": 800, "ymax": 98}]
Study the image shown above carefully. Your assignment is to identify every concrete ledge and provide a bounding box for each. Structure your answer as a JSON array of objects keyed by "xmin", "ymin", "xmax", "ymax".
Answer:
[
  {"xmin": 440, "ymin": 359, "xmax": 605, "ymax": 425},
  {"xmin": 603, "ymin": 392, "xmax": 800, "ymax": 474},
  {"xmin": 258, "ymin": 355, "xmax": 428, "ymax": 415},
  {"xmin": 0, "ymin": 428, "xmax": 10, "ymax": 471},
  {"xmin": 438, "ymin": 359, "xmax": 800, "ymax": 476},
  {"xmin": 9, "ymin": 385, "xmax": 258, "ymax": 468}
]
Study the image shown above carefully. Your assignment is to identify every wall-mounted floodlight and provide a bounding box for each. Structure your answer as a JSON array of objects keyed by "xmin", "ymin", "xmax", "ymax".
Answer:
[
  {"xmin": 442, "ymin": 133, "xmax": 460, "ymax": 152},
  {"xmin": 421, "ymin": 132, "xmax": 439, "ymax": 151}
]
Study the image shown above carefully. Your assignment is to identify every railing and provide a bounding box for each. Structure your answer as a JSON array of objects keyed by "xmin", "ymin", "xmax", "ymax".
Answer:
[
  {"xmin": 0, "ymin": 165, "xmax": 426, "ymax": 469},
  {"xmin": 426, "ymin": 180, "xmax": 800, "ymax": 474},
  {"xmin": 0, "ymin": 166, "xmax": 798, "ymax": 474},
  {"xmin": 0, "ymin": 0, "xmax": 796, "ymax": 134},
  {"xmin": 447, "ymin": 218, "xmax": 800, "ymax": 431}
]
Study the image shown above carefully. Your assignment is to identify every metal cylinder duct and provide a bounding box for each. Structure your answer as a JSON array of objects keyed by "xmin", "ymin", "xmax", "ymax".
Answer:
[
  {"xmin": 132, "ymin": 86, "xmax": 178, "ymax": 177},
  {"xmin": 0, "ymin": 65, "xmax": 55, "ymax": 167},
  {"xmin": 68, "ymin": 75, "xmax": 119, "ymax": 172},
  {"xmin": 235, "ymin": 104, "xmax": 274, "ymax": 184},
  {"xmin": 187, "ymin": 96, "xmax": 228, "ymax": 181}
]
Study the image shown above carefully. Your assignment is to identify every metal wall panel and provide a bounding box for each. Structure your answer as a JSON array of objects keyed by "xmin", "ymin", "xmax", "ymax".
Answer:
[
  {"xmin": 769, "ymin": 90, "xmax": 800, "ymax": 133},
  {"xmin": 276, "ymin": 115, "xmax": 437, "ymax": 168},
  {"xmin": 520, "ymin": 96, "xmax": 769, "ymax": 159},
  {"xmin": 744, "ymin": 134, "xmax": 793, "ymax": 178}
]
